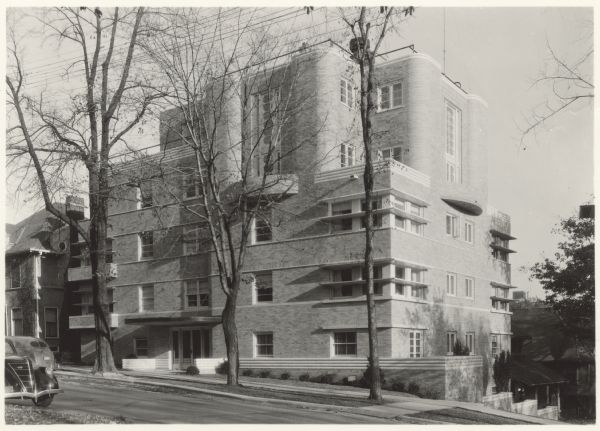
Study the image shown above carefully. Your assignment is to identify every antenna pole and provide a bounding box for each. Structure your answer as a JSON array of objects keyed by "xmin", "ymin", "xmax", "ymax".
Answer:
[{"xmin": 443, "ymin": 8, "xmax": 446, "ymax": 74}]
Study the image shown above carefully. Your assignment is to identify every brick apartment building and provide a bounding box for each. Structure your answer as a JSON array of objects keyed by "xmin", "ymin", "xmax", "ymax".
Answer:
[{"xmin": 64, "ymin": 43, "xmax": 516, "ymax": 400}]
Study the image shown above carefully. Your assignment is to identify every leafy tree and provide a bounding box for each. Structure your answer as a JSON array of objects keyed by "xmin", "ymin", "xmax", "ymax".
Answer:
[
  {"xmin": 493, "ymin": 350, "xmax": 511, "ymax": 393},
  {"xmin": 530, "ymin": 214, "xmax": 594, "ymax": 347}
]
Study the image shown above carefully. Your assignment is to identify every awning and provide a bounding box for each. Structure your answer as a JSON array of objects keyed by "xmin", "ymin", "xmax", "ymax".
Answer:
[
  {"xmin": 442, "ymin": 197, "xmax": 483, "ymax": 216},
  {"xmin": 124, "ymin": 312, "xmax": 221, "ymax": 326}
]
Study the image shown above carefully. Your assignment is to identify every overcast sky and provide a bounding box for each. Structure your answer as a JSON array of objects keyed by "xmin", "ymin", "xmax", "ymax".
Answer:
[{"xmin": 5, "ymin": 6, "xmax": 594, "ymax": 298}]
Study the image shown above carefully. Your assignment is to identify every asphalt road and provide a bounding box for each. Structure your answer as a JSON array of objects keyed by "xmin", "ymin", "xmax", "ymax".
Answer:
[{"xmin": 7, "ymin": 378, "xmax": 393, "ymax": 424}]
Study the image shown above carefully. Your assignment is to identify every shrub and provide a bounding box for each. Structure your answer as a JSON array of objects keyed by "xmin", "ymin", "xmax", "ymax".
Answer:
[
  {"xmin": 421, "ymin": 388, "xmax": 441, "ymax": 399},
  {"xmin": 408, "ymin": 382, "xmax": 420, "ymax": 395},
  {"xmin": 280, "ymin": 372, "xmax": 291, "ymax": 380},
  {"xmin": 185, "ymin": 365, "xmax": 200, "ymax": 375},
  {"xmin": 242, "ymin": 369, "xmax": 255, "ymax": 377},
  {"xmin": 299, "ymin": 373, "xmax": 310, "ymax": 382},
  {"xmin": 216, "ymin": 360, "xmax": 228, "ymax": 375},
  {"xmin": 259, "ymin": 370, "xmax": 271, "ymax": 378},
  {"xmin": 453, "ymin": 340, "xmax": 470, "ymax": 356},
  {"xmin": 359, "ymin": 362, "xmax": 385, "ymax": 388},
  {"xmin": 493, "ymin": 350, "xmax": 511, "ymax": 392},
  {"xmin": 390, "ymin": 379, "xmax": 405, "ymax": 392},
  {"xmin": 125, "ymin": 353, "xmax": 137, "ymax": 359},
  {"xmin": 316, "ymin": 373, "xmax": 337, "ymax": 384}
]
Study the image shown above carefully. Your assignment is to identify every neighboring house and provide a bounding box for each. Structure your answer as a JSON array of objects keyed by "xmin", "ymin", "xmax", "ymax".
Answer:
[
  {"xmin": 65, "ymin": 43, "xmax": 516, "ymax": 400},
  {"xmin": 512, "ymin": 302, "xmax": 595, "ymax": 419},
  {"xmin": 5, "ymin": 206, "xmax": 70, "ymax": 354}
]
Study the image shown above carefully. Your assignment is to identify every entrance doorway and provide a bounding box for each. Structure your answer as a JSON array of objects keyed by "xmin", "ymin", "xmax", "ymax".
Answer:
[{"xmin": 171, "ymin": 328, "xmax": 210, "ymax": 369}]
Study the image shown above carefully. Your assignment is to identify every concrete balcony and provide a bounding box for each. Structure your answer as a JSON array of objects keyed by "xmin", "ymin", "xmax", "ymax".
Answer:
[
  {"xmin": 69, "ymin": 313, "xmax": 119, "ymax": 329},
  {"xmin": 67, "ymin": 263, "xmax": 118, "ymax": 282},
  {"xmin": 314, "ymin": 159, "xmax": 430, "ymax": 187}
]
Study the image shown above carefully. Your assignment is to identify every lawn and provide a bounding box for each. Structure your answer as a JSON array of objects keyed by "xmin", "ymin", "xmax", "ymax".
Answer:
[{"xmin": 5, "ymin": 403, "xmax": 129, "ymax": 425}]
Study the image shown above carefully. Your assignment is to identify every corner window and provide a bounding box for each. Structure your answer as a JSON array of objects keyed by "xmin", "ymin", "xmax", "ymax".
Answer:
[
  {"xmin": 254, "ymin": 273, "xmax": 273, "ymax": 303},
  {"xmin": 333, "ymin": 332, "xmax": 357, "ymax": 356},
  {"xmin": 379, "ymin": 146, "xmax": 406, "ymax": 163},
  {"xmin": 134, "ymin": 338, "xmax": 149, "ymax": 357},
  {"xmin": 464, "ymin": 221, "xmax": 474, "ymax": 243},
  {"xmin": 446, "ymin": 273, "xmax": 457, "ymax": 296},
  {"xmin": 139, "ymin": 231, "xmax": 154, "ymax": 260},
  {"xmin": 465, "ymin": 277, "xmax": 474, "ymax": 299},
  {"xmin": 340, "ymin": 78, "xmax": 354, "ymax": 108},
  {"xmin": 255, "ymin": 332, "xmax": 273, "ymax": 357},
  {"xmin": 340, "ymin": 143, "xmax": 356, "ymax": 168},
  {"xmin": 44, "ymin": 307, "xmax": 59, "ymax": 339},
  {"xmin": 446, "ymin": 331, "xmax": 457, "ymax": 354},
  {"xmin": 139, "ymin": 284, "xmax": 154, "ymax": 312},
  {"xmin": 378, "ymin": 82, "xmax": 403, "ymax": 111},
  {"xmin": 409, "ymin": 330, "xmax": 423, "ymax": 358},
  {"xmin": 11, "ymin": 308, "xmax": 23, "ymax": 336}
]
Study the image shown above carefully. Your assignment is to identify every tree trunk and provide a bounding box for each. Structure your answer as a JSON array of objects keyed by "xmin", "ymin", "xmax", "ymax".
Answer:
[{"xmin": 222, "ymin": 291, "xmax": 240, "ymax": 385}]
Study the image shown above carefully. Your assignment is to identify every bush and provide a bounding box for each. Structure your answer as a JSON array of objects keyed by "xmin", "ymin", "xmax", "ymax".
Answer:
[
  {"xmin": 242, "ymin": 369, "xmax": 255, "ymax": 377},
  {"xmin": 125, "ymin": 353, "xmax": 137, "ymax": 359},
  {"xmin": 216, "ymin": 360, "xmax": 228, "ymax": 375},
  {"xmin": 280, "ymin": 372, "xmax": 291, "ymax": 380},
  {"xmin": 312, "ymin": 373, "xmax": 336, "ymax": 384},
  {"xmin": 408, "ymin": 382, "xmax": 420, "ymax": 395},
  {"xmin": 359, "ymin": 362, "xmax": 385, "ymax": 388},
  {"xmin": 421, "ymin": 389, "xmax": 441, "ymax": 400},
  {"xmin": 390, "ymin": 379, "xmax": 405, "ymax": 392},
  {"xmin": 493, "ymin": 350, "xmax": 511, "ymax": 392},
  {"xmin": 299, "ymin": 373, "xmax": 310, "ymax": 382},
  {"xmin": 185, "ymin": 365, "xmax": 200, "ymax": 375},
  {"xmin": 258, "ymin": 370, "xmax": 271, "ymax": 378},
  {"xmin": 453, "ymin": 340, "xmax": 470, "ymax": 356}
]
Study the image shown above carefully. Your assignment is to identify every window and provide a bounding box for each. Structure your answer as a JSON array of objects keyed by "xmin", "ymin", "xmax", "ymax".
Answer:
[
  {"xmin": 446, "ymin": 273, "xmax": 457, "ymax": 296},
  {"xmin": 331, "ymin": 201, "xmax": 353, "ymax": 232},
  {"xmin": 409, "ymin": 330, "xmax": 423, "ymax": 358},
  {"xmin": 380, "ymin": 146, "xmax": 405, "ymax": 164},
  {"xmin": 465, "ymin": 332, "xmax": 475, "ymax": 354},
  {"xmin": 333, "ymin": 332, "xmax": 357, "ymax": 356},
  {"xmin": 134, "ymin": 338, "xmax": 149, "ymax": 357},
  {"xmin": 446, "ymin": 214, "xmax": 459, "ymax": 237},
  {"xmin": 7, "ymin": 261, "xmax": 22, "ymax": 289},
  {"xmin": 254, "ymin": 216, "xmax": 272, "ymax": 243},
  {"xmin": 44, "ymin": 307, "xmax": 58, "ymax": 338},
  {"xmin": 183, "ymin": 173, "xmax": 201, "ymax": 199},
  {"xmin": 332, "ymin": 285, "xmax": 354, "ymax": 298},
  {"xmin": 255, "ymin": 333, "xmax": 273, "ymax": 357},
  {"xmin": 340, "ymin": 78, "xmax": 354, "ymax": 108},
  {"xmin": 254, "ymin": 273, "xmax": 273, "ymax": 303},
  {"xmin": 361, "ymin": 199, "xmax": 382, "ymax": 228},
  {"xmin": 80, "ymin": 292, "xmax": 93, "ymax": 315},
  {"xmin": 137, "ymin": 184, "xmax": 153, "ymax": 209},
  {"xmin": 139, "ymin": 284, "xmax": 154, "ymax": 312},
  {"xmin": 340, "ymin": 143, "xmax": 356, "ymax": 168},
  {"xmin": 492, "ymin": 249, "xmax": 509, "ymax": 262},
  {"xmin": 465, "ymin": 278, "xmax": 474, "ymax": 299},
  {"xmin": 464, "ymin": 221, "xmax": 474, "ymax": 243},
  {"xmin": 378, "ymin": 82, "xmax": 403, "ymax": 111},
  {"xmin": 107, "ymin": 288, "xmax": 114, "ymax": 313},
  {"xmin": 491, "ymin": 334, "xmax": 499, "ymax": 357},
  {"xmin": 333, "ymin": 268, "xmax": 353, "ymax": 282},
  {"xmin": 11, "ymin": 308, "xmax": 23, "ymax": 336},
  {"xmin": 184, "ymin": 225, "xmax": 206, "ymax": 255},
  {"xmin": 185, "ymin": 280, "xmax": 209, "ymax": 309},
  {"xmin": 492, "ymin": 300, "xmax": 509, "ymax": 312},
  {"xmin": 446, "ymin": 331, "xmax": 457, "ymax": 354},
  {"xmin": 251, "ymin": 89, "xmax": 282, "ymax": 176},
  {"xmin": 139, "ymin": 231, "xmax": 154, "ymax": 259},
  {"xmin": 445, "ymin": 101, "xmax": 461, "ymax": 183}
]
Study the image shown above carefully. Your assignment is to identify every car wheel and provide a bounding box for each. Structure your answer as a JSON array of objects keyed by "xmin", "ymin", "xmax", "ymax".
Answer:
[{"xmin": 32, "ymin": 395, "xmax": 53, "ymax": 407}]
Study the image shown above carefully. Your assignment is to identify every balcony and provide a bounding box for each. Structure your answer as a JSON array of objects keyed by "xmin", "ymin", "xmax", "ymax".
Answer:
[
  {"xmin": 69, "ymin": 313, "xmax": 119, "ymax": 329},
  {"xmin": 68, "ymin": 263, "xmax": 118, "ymax": 282},
  {"xmin": 314, "ymin": 159, "xmax": 430, "ymax": 187}
]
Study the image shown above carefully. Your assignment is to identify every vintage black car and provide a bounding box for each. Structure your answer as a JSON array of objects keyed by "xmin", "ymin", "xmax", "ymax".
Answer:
[{"xmin": 5, "ymin": 336, "xmax": 63, "ymax": 407}]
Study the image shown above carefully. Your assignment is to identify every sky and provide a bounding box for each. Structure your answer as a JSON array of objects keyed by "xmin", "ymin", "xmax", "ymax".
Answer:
[{"xmin": 4, "ymin": 6, "xmax": 595, "ymax": 298}]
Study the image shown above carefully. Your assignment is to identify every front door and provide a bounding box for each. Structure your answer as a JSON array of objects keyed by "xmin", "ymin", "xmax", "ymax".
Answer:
[{"xmin": 171, "ymin": 328, "xmax": 210, "ymax": 369}]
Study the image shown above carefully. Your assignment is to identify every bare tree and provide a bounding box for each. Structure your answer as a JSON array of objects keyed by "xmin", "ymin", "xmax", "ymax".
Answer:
[
  {"xmin": 339, "ymin": 6, "xmax": 414, "ymax": 402},
  {"xmin": 6, "ymin": 7, "xmax": 161, "ymax": 374},
  {"xmin": 134, "ymin": 8, "xmax": 322, "ymax": 385}
]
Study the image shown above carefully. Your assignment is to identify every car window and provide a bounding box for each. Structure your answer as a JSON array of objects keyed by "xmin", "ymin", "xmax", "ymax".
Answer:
[
  {"xmin": 37, "ymin": 340, "xmax": 48, "ymax": 348},
  {"xmin": 5, "ymin": 340, "xmax": 16, "ymax": 355},
  {"xmin": 30, "ymin": 341, "xmax": 40, "ymax": 348}
]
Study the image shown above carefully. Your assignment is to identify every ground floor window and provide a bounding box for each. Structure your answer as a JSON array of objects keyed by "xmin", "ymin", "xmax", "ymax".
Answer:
[
  {"xmin": 465, "ymin": 332, "xmax": 475, "ymax": 354},
  {"xmin": 333, "ymin": 332, "xmax": 357, "ymax": 356},
  {"xmin": 255, "ymin": 332, "xmax": 273, "ymax": 357},
  {"xmin": 446, "ymin": 331, "xmax": 457, "ymax": 354},
  {"xmin": 409, "ymin": 330, "xmax": 423, "ymax": 358},
  {"xmin": 491, "ymin": 334, "xmax": 498, "ymax": 357},
  {"xmin": 44, "ymin": 307, "xmax": 58, "ymax": 338},
  {"xmin": 11, "ymin": 308, "xmax": 23, "ymax": 336},
  {"xmin": 134, "ymin": 338, "xmax": 149, "ymax": 357}
]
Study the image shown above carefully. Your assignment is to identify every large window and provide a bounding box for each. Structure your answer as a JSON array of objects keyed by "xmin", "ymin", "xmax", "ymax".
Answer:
[
  {"xmin": 44, "ymin": 307, "xmax": 58, "ymax": 339},
  {"xmin": 445, "ymin": 101, "xmax": 461, "ymax": 183},
  {"xmin": 446, "ymin": 273, "xmax": 457, "ymax": 296},
  {"xmin": 340, "ymin": 143, "xmax": 356, "ymax": 168},
  {"xmin": 333, "ymin": 332, "xmax": 357, "ymax": 356},
  {"xmin": 340, "ymin": 78, "xmax": 354, "ymax": 108},
  {"xmin": 185, "ymin": 280, "xmax": 209, "ymax": 309},
  {"xmin": 253, "ymin": 216, "xmax": 272, "ymax": 243},
  {"xmin": 139, "ymin": 231, "xmax": 154, "ymax": 259},
  {"xmin": 251, "ymin": 88, "xmax": 282, "ymax": 176},
  {"xmin": 378, "ymin": 82, "xmax": 403, "ymax": 111},
  {"xmin": 183, "ymin": 225, "xmax": 204, "ymax": 255},
  {"xmin": 255, "ymin": 333, "xmax": 273, "ymax": 357},
  {"xmin": 446, "ymin": 331, "xmax": 457, "ymax": 354},
  {"xmin": 139, "ymin": 284, "xmax": 154, "ymax": 312},
  {"xmin": 11, "ymin": 308, "xmax": 23, "ymax": 336},
  {"xmin": 465, "ymin": 278, "xmax": 474, "ymax": 299},
  {"xmin": 134, "ymin": 338, "xmax": 149, "ymax": 357},
  {"xmin": 409, "ymin": 330, "xmax": 423, "ymax": 358},
  {"xmin": 254, "ymin": 273, "xmax": 273, "ymax": 303}
]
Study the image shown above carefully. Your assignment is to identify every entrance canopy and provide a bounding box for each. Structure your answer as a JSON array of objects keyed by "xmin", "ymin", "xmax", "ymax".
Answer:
[{"xmin": 124, "ymin": 311, "xmax": 221, "ymax": 326}]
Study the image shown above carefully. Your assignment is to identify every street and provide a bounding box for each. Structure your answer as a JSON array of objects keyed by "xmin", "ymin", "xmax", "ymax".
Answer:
[{"xmin": 6, "ymin": 378, "xmax": 394, "ymax": 424}]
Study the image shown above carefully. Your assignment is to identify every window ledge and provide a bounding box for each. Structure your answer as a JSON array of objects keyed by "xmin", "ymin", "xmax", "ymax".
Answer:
[
  {"xmin": 490, "ymin": 309, "xmax": 512, "ymax": 315},
  {"xmin": 391, "ymin": 296, "xmax": 428, "ymax": 304},
  {"xmin": 376, "ymin": 105, "xmax": 405, "ymax": 114}
]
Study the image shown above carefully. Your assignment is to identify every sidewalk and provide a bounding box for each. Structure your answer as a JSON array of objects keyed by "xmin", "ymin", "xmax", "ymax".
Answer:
[{"xmin": 56, "ymin": 365, "xmax": 558, "ymax": 424}]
